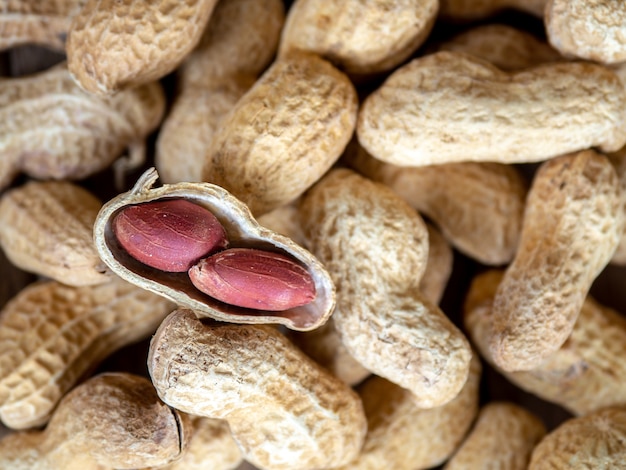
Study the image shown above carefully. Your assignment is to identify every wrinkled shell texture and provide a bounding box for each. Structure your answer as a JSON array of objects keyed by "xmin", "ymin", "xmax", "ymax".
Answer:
[
  {"xmin": 444, "ymin": 402, "xmax": 546, "ymax": 470},
  {"xmin": 465, "ymin": 270, "xmax": 626, "ymax": 416},
  {"xmin": 358, "ymin": 51, "xmax": 626, "ymax": 167},
  {"xmin": 279, "ymin": 0, "xmax": 438, "ymax": 74},
  {"xmin": 300, "ymin": 168, "xmax": 472, "ymax": 408},
  {"xmin": 148, "ymin": 309, "xmax": 367, "ymax": 470},
  {"xmin": 67, "ymin": 0, "xmax": 218, "ymax": 95},
  {"xmin": 0, "ymin": 0, "xmax": 86, "ymax": 51},
  {"xmin": 204, "ymin": 50, "xmax": 358, "ymax": 216},
  {"xmin": 0, "ymin": 276, "xmax": 174, "ymax": 429},
  {"xmin": 529, "ymin": 407, "xmax": 626, "ymax": 469},
  {"xmin": 436, "ymin": 24, "xmax": 562, "ymax": 71},
  {"xmin": 546, "ymin": 0, "xmax": 626, "ymax": 64},
  {"xmin": 337, "ymin": 354, "xmax": 481, "ymax": 470},
  {"xmin": 0, "ymin": 181, "xmax": 109, "ymax": 286},
  {"xmin": 490, "ymin": 151, "xmax": 623, "ymax": 371},
  {"xmin": 348, "ymin": 147, "xmax": 527, "ymax": 265},
  {"xmin": 420, "ymin": 223, "xmax": 453, "ymax": 305},
  {"xmin": 439, "ymin": 0, "xmax": 548, "ymax": 19},
  {"xmin": 0, "ymin": 65, "xmax": 165, "ymax": 190}
]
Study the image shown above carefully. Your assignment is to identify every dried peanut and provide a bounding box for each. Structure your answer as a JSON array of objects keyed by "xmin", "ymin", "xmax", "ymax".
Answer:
[
  {"xmin": 204, "ymin": 50, "xmax": 358, "ymax": 216},
  {"xmin": 336, "ymin": 354, "xmax": 481, "ymax": 469},
  {"xmin": 0, "ymin": 372, "xmax": 190, "ymax": 469},
  {"xmin": 279, "ymin": 0, "xmax": 438, "ymax": 75},
  {"xmin": 148, "ymin": 308, "xmax": 367, "ymax": 470},
  {"xmin": 0, "ymin": 0, "xmax": 86, "ymax": 51},
  {"xmin": 347, "ymin": 144, "xmax": 527, "ymax": 265},
  {"xmin": 358, "ymin": 51, "xmax": 626, "ymax": 167},
  {"xmin": 420, "ymin": 223, "xmax": 454, "ymax": 305},
  {"xmin": 0, "ymin": 64, "xmax": 165, "ymax": 190},
  {"xmin": 529, "ymin": 406, "xmax": 626, "ymax": 469},
  {"xmin": 94, "ymin": 168, "xmax": 335, "ymax": 331},
  {"xmin": 466, "ymin": 269, "xmax": 626, "ymax": 416},
  {"xmin": 490, "ymin": 150, "xmax": 623, "ymax": 371},
  {"xmin": 439, "ymin": 0, "xmax": 547, "ymax": 20},
  {"xmin": 0, "ymin": 180, "xmax": 110, "ymax": 286},
  {"xmin": 546, "ymin": 0, "xmax": 626, "ymax": 64},
  {"xmin": 0, "ymin": 275, "xmax": 175, "ymax": 429},
  {"xmin": 300, "ymin": 168, "xmax": 472, "ymax": 407},
  {"xmin": 445, "ymin": 402, "xmax": 546, "ymax": 469},
  {"xmin": 66, "ymin": 0, "xmax": 218, "ymax": 95}
]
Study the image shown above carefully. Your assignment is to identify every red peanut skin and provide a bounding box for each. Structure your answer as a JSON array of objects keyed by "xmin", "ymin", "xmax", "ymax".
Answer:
[
  {"xmin": 189, "ymin": 248, "xmax": 316, "ymax": 311},
  {"xmin": 113, "ymin": 199, "xmax": 228, "ymax": 272}
]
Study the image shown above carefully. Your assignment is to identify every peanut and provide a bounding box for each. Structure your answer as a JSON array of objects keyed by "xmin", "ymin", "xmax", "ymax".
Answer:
[
  {"xmin": 256, "ymin": 201, "xmax": 307, "ymax": 249},
  {"xmin": 357, "ymin": 51, "xmax": 626, "ymax": 166},
  {"xmin": 0, "ymin": 275, "xmax": 175, "ymax": 429},
  {"xmin": 0, "ymin": 64, "xmax": 165, "ymax": 190},
  {"xmin": 546, "ymin": 0, "xmax": 626, "ymax": 64},
  {"xmin": 112, "ymin": 199, "xmax": 228, "ymax": 272},
  {"xmin": 148, "ymin": 308, "xmax": 367, "ymax": 470},
  {"xmin": 0, "ymin": 180, "xmax": 110, "ymax": 286},
  {"xmin": 529, "ymin": 406, "xmax": 626, "ymax": 469},
  {"xmin": 490, "ymin": 150, "xmax": 623, "ymax": 371},
  {"xmin": 439, "ymin": 0, "xmax": 547, "ymax": 20},
  {"xmin": 66, "ymin": 0, "xmax": 218, "ymax": 95},
  {"xmin": 444, "ymin": 402, "xmax": 546, "ymax": 469},
  {"xmin": 347, "ymin": 143, "xmax": 527, "ymax": 265},
  {"xmin": 300, "ymin": 168, "xmax": 472, "ymax": 407},
  {"xmin": 0, "ymin": 372, "xmax": 190, "ymax": 469},
  {"xmin": 608, "ymin": 148, "xmax": 626, "ymax": 265},
  {"xmin": 420, "ymin": 223, "xmax": 454, "ymax": 305},
  {"xmin": 278, "ymin": 0, "xmax": 438, "ymax": 75}
]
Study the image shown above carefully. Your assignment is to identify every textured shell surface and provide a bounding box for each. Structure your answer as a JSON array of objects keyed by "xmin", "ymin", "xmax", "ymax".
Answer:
[{"xmin": 94, "ymin": 168, "xmax": 335, "ymax": 331}]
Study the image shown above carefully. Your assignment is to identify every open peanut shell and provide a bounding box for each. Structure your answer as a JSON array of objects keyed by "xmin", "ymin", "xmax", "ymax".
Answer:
[{"xmin": 93, "ymin": 168, "xmax": 335, "ymax": 331}]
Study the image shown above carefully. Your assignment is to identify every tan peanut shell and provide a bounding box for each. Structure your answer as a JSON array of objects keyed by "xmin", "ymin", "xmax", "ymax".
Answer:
[
  {"xmin": 300, "ymin": 168, "xmax": 472, "ymax": 408},
  {"xmin": 439, "ymin": 0, "xmax": 547, "ymax": 20},
  {"xmin": 358, "ymin": 51, "xmax": 626, "ymax": 167},
  {"xmin": 337, "ymin": 354, "xmax": 481, "ymax": 470},
  {"xmin": 0, "ymin": 373, "xmax": 190, "ymax": 470},
  {"xmin": 347, "ymin": 145, "xmax": 527, "ymax": 265},
  {"xmin": 148, "ymin": 309, "xmax": 367, "ymax": 470},
  {"xmin": 608, "ymin": 149, "xmax": 626, "ymax": 265},
  {"xmin": 0, "ymin": 64, "xmax": 165, "ymax": 191},
  {"xmin": 94, "ymin": 168, "xmax": 335, "ymax": 331},
  {"xmin": 444, "ymin": 402, "xmax": 546, "ymax": 469},
  {"xmin": 180, "ymin": 0, "xmax": 285, "ymax": 87},
  {"xmin": 0, "ymin": 181, "xmax": 110, "ymax": 286},
  {"xmin": 155, "ymin": 417, "xmax": 242, "ymax": 470},
  {"xmin": 0, "ymin": 275, "xmax": 175, "ymax": 429},
  {"xmin": 435, "ymin": 24, "xmax": 562, "ymax": 70},
  {"xmin": 420, "ymin": 223, "xmax": 454, "ymax": 305},
  {"xmin": 204, "ymin": 50, "xmax": 358, "ymax": 216},
  {"xmin": 66, "ymin": 0, "xmax": 218, "ymax": 95},
  {"xmin": 0, "ymin": 0, "xmax": 86, "ymax": 51},
  {"xmin": 465, "ymin": 270, "xmax": 626, "ymax": 416},
  {"xmin": 278, "ymin": 0, "xmax": 438, "ymax": 75},
  {"xmin": 490, "ymin": 150, "xmax": 623, "ymax": 371},
  {"xmin": 256, "ymin": 201, "xmax": 307, "ymax": 249},
  {"xmin": 529, "ymin": 407, "xmax": 626, "ymax": 469},
  {"xmin": 546, "ymin": 0, "xmax": 626, "ymax": 64}
]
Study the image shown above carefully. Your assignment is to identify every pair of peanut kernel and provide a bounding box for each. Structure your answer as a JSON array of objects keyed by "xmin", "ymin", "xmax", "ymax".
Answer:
[{"xmin": 112, "ymin": 199, "xmax": 316, "ymax": 311}]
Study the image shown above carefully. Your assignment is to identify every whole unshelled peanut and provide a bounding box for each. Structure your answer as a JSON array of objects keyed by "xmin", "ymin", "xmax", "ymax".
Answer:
[
  {"xmin": 279, "ymin": 0, "xmax": 438, "ymax": 75},
  {"xmin": 358, "ymin": 51, "xmax": 626, "ymax": 167},
  {"xmin": 204, "ymin": 50, "xmax": 358, "ymax": 216},
  {"xmin": 0, "ymin": 0, "xmax": 86, "ymax": 51},
  {"xmin": 0, "ymin": 180, "xmax": 110, "ymax": 286},
  {"xmin": 444, "ymin": 402, "xmax": 546, "ymax": 470},
  {"xmin": 490, "ymin": 150, "xmax": 623, "ymax": 371},
  {"xmin": 148, "ymin": 309, "xmax": 367, "ymax": 470},
  {"xmin": 300, "ymin": 168, "xmax": 472, "ymax": 408},
  {"xmin": 66, "ymin": 0, "xmax": 218, "ymax": 95},
  {"xmin": 0, "ymin": 373, "xmax": 190, "ymax": 470},
  {"xmin": 0, "ymin": 64, "xmax": 165, "ymax": 191},
  {"xmin": 347, "ymin": 143, "xmax": 527, "ymax": 265},
  {"xmin": 465, "ymin": 270, "xmax": 626, "ymax": 416},
  {"xmin": 0, "ymin": 275, "xmax": 175, "ymax": 429},
  {"xmin": 439, "ymin": 0, "xmax": 547, "ymax": 20}
]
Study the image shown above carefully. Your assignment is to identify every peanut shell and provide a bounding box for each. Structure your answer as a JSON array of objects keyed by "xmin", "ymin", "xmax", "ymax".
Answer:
[
  {"xmin": 94, "ymin": 168, "xmax": 335, "ymax": 331},
  {"xmin": 607, "ymin": 148, "xmax": 626, "ymax": 265},
  {"xmin": 148, "ymin": 309, "xmax": 367, "ymax": 470},
  {"xmin": 358, "ymin": 51, "xmax": 626, "ymax": 166}
]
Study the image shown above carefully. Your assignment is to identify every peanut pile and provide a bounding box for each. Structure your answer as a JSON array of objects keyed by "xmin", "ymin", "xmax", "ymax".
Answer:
[{"xmin": 2, "ymin": 1, "xmax": 626, "ymax": 469}]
